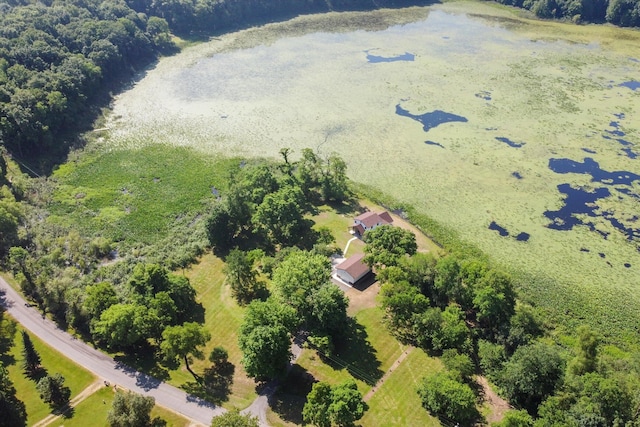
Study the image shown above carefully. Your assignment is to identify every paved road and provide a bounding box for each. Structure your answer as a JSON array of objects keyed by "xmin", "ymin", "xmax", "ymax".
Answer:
[{"xmin": 0, "ymin": 278, "xmax": 225, "ymax": 426}]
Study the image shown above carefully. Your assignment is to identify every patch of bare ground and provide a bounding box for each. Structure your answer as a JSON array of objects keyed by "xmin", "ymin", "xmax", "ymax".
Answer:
[{"xmin": 477, "ymin": 375, "xmax": 511, "ymax": 424}]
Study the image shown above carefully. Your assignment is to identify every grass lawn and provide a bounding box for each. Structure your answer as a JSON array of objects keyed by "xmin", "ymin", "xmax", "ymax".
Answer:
[
  {"xmin": 48, "ymin": 386, "xmax": 192, "ymax": 427},
  {"xmin": 170, "ymin": 253, "xmax": 257, "ymax": 410},
  {"xmin": 5, "ymin": 324, "xmax": 95, "ymax": 426},
  {"xmin": 360, "ymin": 349, "xmax": 442, "ymax": 427}
]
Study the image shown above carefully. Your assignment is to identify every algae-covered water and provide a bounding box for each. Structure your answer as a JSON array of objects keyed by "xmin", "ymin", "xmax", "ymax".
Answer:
[{"xmin": 105, "ymin": 2, "xmax": 640, "ymax": 337}]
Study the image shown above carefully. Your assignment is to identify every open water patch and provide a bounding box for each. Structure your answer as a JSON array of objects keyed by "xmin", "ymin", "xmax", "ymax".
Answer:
[
  {"xmin": 496, "ymin": 137, "xmax": 525, "ymax": 148},
  {"xmin": 512, "ymin": 171, "xmax": 523, "ymax": 179},
  {"xmin": 545, "ymin": 158, "xmax": 640, "ymax": 241},
  {"xmin": 489, "ymin": 221, "xmax": 530, "ymax": 242},
  {"xmin": 601, "ymin": 114, "xmax": 639, "ymax": 159},
  {"xmin": 619, "ymin": 81, "xmax": 640, "ymax": 90},
  {"xmin": 489, "ymin": 221, "xmax": 509, "ymax": 236},
  {"xmin": 365, "ymin": 50, "xmax": 415, "ymax": 63},
  {"xmin": 582, "ymin": 148, "xmax": 596, "ymax": 154},
  {"xmin": 396, "ymin": 105, "xmax": 468, "ymax": 133},
  {"xmin": 548, "ymin": 157, "xmax": 640, "ymax": 185},
  {"xmin": 425, "ymin": 140, "xmax": 445, "ymax": 148}
]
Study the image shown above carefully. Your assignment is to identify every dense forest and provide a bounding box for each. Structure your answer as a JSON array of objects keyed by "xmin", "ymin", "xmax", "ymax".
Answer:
[{"xmin": 495, "ymin": 0, "xmax": 640, "ymax": 26}]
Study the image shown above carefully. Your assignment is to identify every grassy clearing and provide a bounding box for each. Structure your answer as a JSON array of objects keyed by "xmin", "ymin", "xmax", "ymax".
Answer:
[
  {"xmin": 172, "ymin": 253, "xmax": 257, "ymax": 410},
  {"xmin": 5, "ymin": 324, "xmax": 95, "ymax": 425},
  {"xmin": 49, "ymin": 145, "xmax": 238, "ymax": 247},
  {"xmin": 360, "ymin": 349, "xmax": 442, "ymax": 427}
]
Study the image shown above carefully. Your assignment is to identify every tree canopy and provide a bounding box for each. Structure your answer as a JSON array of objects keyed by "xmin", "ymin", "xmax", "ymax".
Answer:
[{"xmin": 302, "ymin": 380, "xmax": 368, "ymax": 427}]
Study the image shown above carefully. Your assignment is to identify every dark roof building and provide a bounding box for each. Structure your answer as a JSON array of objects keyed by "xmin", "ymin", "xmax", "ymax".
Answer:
[{"xmin": 335, "ymin": 253, "xmax": 370, "ymax": 285}]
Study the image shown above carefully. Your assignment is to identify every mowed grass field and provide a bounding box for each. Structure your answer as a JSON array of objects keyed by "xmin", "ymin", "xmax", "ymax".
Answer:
[{"xmin": 5, "ymin": 324, "xmax": 95, "ymax": 425}]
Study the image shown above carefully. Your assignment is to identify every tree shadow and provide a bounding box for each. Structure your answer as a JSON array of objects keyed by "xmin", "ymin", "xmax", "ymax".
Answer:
[
  {"xmin": 268, "ymin": 364, "xmax": 315, "ymax": 425},
  {"xmin": 181, "ymin": 358, "xmax": 235, "ymax": 405},
  {"xmin": 328, "ymin": 198, "xmax": 361, "ymax": 216},
  {"xmin": 185, "ymin": 301, "xmax": 206, "ymax": 324},
  {"xmin": 113, "ymin": 352, "xmax": 171, "ymax": 383},
  {"xmin": 329, "ymin": 318, "xmax": 384, "ymax": 386}
]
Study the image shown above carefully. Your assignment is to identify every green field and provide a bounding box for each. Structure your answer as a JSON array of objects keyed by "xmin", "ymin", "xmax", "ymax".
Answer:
[
  {"xmin": 5, "ymin": 324, "xmax": 95, "ymax": 425},
  {"xmin": 47, "ymin": 387, "xmax": 192, "ymax": 427},
  {"xmin": 94, "ymin": 1, "xmax": 640, "ymax": 343}
]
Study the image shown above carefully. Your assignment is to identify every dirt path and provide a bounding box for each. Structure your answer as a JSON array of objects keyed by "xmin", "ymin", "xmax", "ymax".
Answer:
[
  {"xmin": 33, "ymin": 380, "xmax": 105, "ymax": 427},
  {"xmin": 363, "ymin": 347, "xmax": 414, "ymax": 402},
  {"xmin": 477, "ymin": 375, "xmax": 511, "ymax": 423}
]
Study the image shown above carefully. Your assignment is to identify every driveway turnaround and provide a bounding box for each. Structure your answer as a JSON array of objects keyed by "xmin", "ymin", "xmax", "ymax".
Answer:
[{"xmin": 0, "ymin": 278, "xmax": 225, "ymax": 426}]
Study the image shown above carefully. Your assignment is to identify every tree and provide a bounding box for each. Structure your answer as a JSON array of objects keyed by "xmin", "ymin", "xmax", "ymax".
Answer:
[
  {"xmin": 309, "ymin": 284, "xmax": 349, "ymax": 336},
  {"xmin": 224, "ymin": 249, "xmax": 266, "ymax": 305},
  {"xmin": 363, "ymin": 225, "xmax": 417, "ymax": 268},
  {"xmin": 36, "ymin": 373, "xmax": 70, "ymax": 408},
  {"xmin": 0, "ymin": 362, "xmax": 27, "ymax": 427},
  {"xmin": 441, "ymin": 349, "xmax": 474, "ymax": 383},
  {"xmin": 506, "ymin": 304, "xmax": 544, "ymax": 353},
  {"xmin": 271, "ymin": 251, "xmax": 332, "ymax": 322},
  {"xmin": 296, "ymin": 148, "xmax": 322, "ymax": 197},
  {"xmin": 210, "ymin": 410, "xmax": 259, "ymax": 427},
  {"xmin": 160, "ymin": 322, "xmax": 211, "ymax": 379},
  {"xmin": 321, "ymin": 153, "xmax": 349, "ymax": 203},
  {"xmin": 417, "ymin": 372, "xmax": 479, "ymax": 426},
  {"xmin": 21, "ymin": 331, "xmax": 41, "ymax": 377},
  {"xmin": 239, "ymin": 324, "xmax": 291, "ymax": 380},
  {"xmin": 108, "ymin": 391, "xmax": 157, "ymax": 427},
  {"xmin": 569, "ymin": 325, "xmax": 599, "ymax": 375},
  {"xmin": 206, "ymin": 204, "xmax": 235, "ymax": 253},
  {"xmin": 473, "ymin": 269, "xmax": 516, "ymax": 337},
  {"xmin": 379, "ymin": 279, "xmax": 429, "ymax": 343},
  {"xmin": 499, "ymin": 342, "xmax": 565, "ymax": 413},
  {"xmin": 303, "ymin": 380, "xmax": 368, "ymax": 427},
  {"xmin": 494, "ymin": 409, "xmax": 534, "ymax": 427},
  {"xmin": 252, "ymin": 185, "xmax": 311, "ymax": 247},
  {"xmin": 93, "ymin": 303, "xmax": 150, "ymax": 350},
  {"xmin": 84, "ymin": 281, "xmax": 119, "ymax": 324},
  {"xmin": 302, "ymin": 382, "xmax": 332, "ymax": 427},
  {"xmin": 328, "ymin": 380, "xmax": 368, "ymax": 426}
]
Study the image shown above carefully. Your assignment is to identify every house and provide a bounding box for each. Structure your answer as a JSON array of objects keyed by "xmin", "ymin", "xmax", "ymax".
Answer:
[
  {"xmin": 350, "ymin": 211, "xmax": 393, "ymax": 235},
  {"xmin": 335, "ymin": 253, "xmax": 371, "ymax": 285}
]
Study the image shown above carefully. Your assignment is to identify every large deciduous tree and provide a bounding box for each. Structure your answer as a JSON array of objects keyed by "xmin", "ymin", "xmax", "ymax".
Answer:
[
  {"xmin": 252, "ymin": 185, "xmax": 311, "ymax": 247},
  {"xmin": 92, "ymin": 303, "xmax": 150, "ymax": 349},
  {"xmin": 223, "ymin": 249, "xmax": 266, "ymax": 305},
  {"xmin": 238, "ymin": 299, "xmax": 296, "ymax": 380},
  {"xmin": 363, "ymin": 225, "xmax": 417, "ymax": 268},
  {"xmin": 303, "ymin": 380, "xmax": 368, "ymax": 427},
  {"xmin": 108, "ymin": 391, "xmax": 158, "ymax": 427},
  {"xmin": 271, "ymin": 251, "xmax": 331, "ymax": 322},
  {"xmin": 417, "ymin": 372, "xmax": 479, "ymax": 426},
  {"xmin": 210, "ymin": 410, "xmax": 259, "ymax": 427},
  {"xmin": 160, "ymin": 322, "xmax": 211, "ymax": 379},
  {"xmin": 498, "ymin": 341, "xmax": 565, "ymax": 413}
]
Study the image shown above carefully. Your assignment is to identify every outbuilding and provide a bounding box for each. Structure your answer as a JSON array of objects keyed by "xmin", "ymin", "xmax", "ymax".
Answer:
[{"xmin": 335, "ymin": 253, "xmax": 371, "ymax": 285}]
